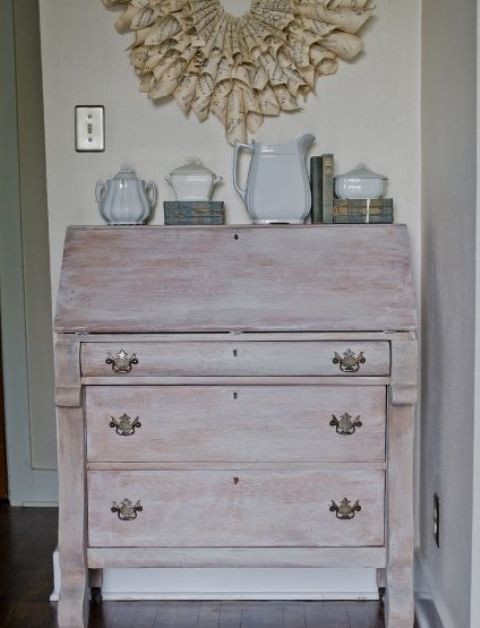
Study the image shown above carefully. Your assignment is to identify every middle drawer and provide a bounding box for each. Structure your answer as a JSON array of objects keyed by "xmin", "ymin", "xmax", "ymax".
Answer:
[{"xmin": 86, "ymin": 386, "xmax": 386, "ymax": 463}]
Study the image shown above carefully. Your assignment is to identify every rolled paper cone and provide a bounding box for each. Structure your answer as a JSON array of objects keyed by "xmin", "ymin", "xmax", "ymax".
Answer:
[
  {"xmin": 104, "ymin": 0, "xmax": 375, "ymax": 142},
  {"xmin": 226, "ymin": 84, "xmax": 247, "ymax": 145}
]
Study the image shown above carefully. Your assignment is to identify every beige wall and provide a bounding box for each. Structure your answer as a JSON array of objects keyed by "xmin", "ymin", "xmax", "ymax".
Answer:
[
  {"xmin": 420, "ymin": 0, "xmax": 477, "ymax": 626},
  {"xmin": 39, "ymin": 0, "xmax": 422, "ymax": 312}
]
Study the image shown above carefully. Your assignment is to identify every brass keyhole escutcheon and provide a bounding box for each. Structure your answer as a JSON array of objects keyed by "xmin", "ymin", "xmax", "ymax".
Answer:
[
  {"xmin": 329, "ymin": 498, "xmax": 361, "ymax": 520},
  {"xmin": 332, "ymin": 349, "xmax": 366, "ymax": 373},
  {"xmin": 111, "ymin": 498, "xmax": 143, "ymax": 521},
  {"xmin": 105, "ymin": 350, "xmax": 139, "ymax": 373},
  {"xmin": 330, "ymin": 413, "xmax": 362, "ymax": 436},
  {"xmin": 110, "ymin": 413, "xmax": 142, "ymax": 436}
]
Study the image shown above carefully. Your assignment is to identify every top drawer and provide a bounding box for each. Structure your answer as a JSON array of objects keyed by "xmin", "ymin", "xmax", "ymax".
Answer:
[{"xmin": 81, "ymin": 341, "xmax": 390, "ymax": 377}]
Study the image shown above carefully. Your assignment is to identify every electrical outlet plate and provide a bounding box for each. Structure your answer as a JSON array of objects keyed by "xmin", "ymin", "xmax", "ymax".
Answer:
[
  {"xmin": 75, "ymin": 105, "xmax": 105, "ymax": 152},
  {"xmin": 433, "ymin": 493, "xmax": 440, "ymax": 548}
]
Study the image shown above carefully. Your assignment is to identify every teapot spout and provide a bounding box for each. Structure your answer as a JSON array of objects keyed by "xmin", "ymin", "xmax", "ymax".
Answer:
[{"xmin": 297, "ymin": 133, "xmax": 315, "ymax": 156}]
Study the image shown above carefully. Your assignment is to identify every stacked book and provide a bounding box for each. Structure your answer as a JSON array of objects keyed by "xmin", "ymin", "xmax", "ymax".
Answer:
[
  {"xmin": 333, "ymin": 198, "xmax": 393, "ymax": 224},
  {"xmin": 310, "ymin": 155, "xmax": 394, "ymax": 224},
  {"xmin": 164, "ymin": 201, "xmax": 225, "ymax": 225}
]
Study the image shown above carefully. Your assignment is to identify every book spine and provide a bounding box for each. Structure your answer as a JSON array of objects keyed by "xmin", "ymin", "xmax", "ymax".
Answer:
[
  {"xmin": 322, "ymin": 154, "xmax": 334, "ymax": 224},
  {"xmin": 333, "ymin": 207, "xmax": 394, "ymax": 216},
  {"xmin": 310, "ymin": 156, "xmax": 323, "ymax": 224},
  {"xmin": 333, "ymin": 215, "xmax": 393, "ymax": 224},
  {"xmin": 334, "ymin": 198, "xmax": 393, "ymax": 208}
]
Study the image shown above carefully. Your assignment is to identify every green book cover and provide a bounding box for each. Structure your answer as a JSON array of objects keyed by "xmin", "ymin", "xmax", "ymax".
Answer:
[
  {"xmin": 322, "ymin": 154, "xmax": 334, "ymax": 223},
  {"xmin": 310, "ymin": 156, "xmax": 323, "ymax": 224}
]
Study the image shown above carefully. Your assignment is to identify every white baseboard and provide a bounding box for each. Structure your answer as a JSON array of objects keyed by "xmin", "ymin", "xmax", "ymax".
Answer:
[
  {"xmin": 414, "ymin": 553, "xmax": 453, "ymax": 628},
  {"xmin": 22, "ymin": 501, "xmax": 58, "ymax": 507},
  {"xmin": 51, "ymin": 549, "xmax": 378, "ymax": 602}
]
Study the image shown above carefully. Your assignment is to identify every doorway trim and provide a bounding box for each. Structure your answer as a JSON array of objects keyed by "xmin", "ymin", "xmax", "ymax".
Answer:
[{"xmin": 0, "ymin": 0, "xmax": 58, "ymax": 506}]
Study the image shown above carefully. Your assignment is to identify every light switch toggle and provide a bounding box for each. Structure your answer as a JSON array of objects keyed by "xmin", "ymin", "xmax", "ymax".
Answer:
[{"xmin": 75, "ymin": 105, "xmax": 105, "ymax": 152}]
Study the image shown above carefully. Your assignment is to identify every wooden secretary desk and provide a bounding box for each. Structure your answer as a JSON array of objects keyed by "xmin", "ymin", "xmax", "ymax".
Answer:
[{"xmin": 54, "ymin": 225, "xmax": 417, "ymax": 628}]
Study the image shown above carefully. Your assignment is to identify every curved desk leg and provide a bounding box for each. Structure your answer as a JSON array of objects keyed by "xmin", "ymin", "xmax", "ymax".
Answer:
[
  {"xmin": 385, "ymin": 399, "xmax": 415, "ymax": 628},
  {"xmin": 57, "ymin": 406, "xmax": 88, "ymax": 628}
]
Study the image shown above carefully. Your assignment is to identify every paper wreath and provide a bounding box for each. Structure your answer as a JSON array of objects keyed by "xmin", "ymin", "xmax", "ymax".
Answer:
[{"xmin": 103, "ymin": 0, "xmax": 374, "ymax": 144}]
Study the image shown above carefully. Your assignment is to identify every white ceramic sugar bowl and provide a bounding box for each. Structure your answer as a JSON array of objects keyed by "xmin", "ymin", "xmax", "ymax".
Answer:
[
  {"xmin": 165, "ymin": 158, "xmax": 223, "ymax": 201},
  {"xmin": 95, "ymin": 165, "xmax": 157, "ymax": 225},
  {"xmin": 335, "ymin": 164, "xmax": 387, "ymax": 199}
]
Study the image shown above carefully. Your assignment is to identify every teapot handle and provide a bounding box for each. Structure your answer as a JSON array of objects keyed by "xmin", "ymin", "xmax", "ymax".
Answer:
[
  {"xmin": 95, "ymin": 180, "xmax": 106, "ymax": 205},
  {"xmin": 145, "ymin": 181, "xmax": 157, "ymax": 208},
  {"xmin": 95, "ymin": 181, "xmax": 109, "ymax": 222},
  {"xmin": 233, "ymin": 141, "xmax": 253, "ymax": 201}
]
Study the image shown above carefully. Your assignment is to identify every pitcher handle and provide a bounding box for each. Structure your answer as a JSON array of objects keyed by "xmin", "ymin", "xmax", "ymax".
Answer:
[
  {"xmin": 145, "ymin": 181, "xmax": 157, "ymax": 208},
  {"xmin": 233, "ymin": 141, "xmax": 253, "ymax": 201}
]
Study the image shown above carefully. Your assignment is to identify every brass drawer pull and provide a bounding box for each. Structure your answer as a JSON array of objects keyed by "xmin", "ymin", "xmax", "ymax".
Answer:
[
  {"xmin": 330, "ymin": 413, "xmax": 362, "ymax": 435},
  {"xmin": 330, "ymin": 498, "xmax": 361, "ymax": 520},
  {"xmin": 333, "ymin": 349, "xmax": 366, "ymax": 373},
  {"xmin": 110, "ymin": 413, "xmax": 141, "ymax": 436},
  {"xmin": 111, "ymin": 498, "xmax": 143, "ymax": 521},
  {"xmin": 105, "ymin": 350, "xmax": 139, "ymax": 373}
]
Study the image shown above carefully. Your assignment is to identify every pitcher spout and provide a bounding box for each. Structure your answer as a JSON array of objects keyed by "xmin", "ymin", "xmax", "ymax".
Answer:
[{"xmin": 297, "ymin": 133, "xmax": 315, "ymax": 156}]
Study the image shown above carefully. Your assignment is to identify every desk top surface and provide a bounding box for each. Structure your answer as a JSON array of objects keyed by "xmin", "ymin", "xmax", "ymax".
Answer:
[{"xmin": 55, "ymin": 225, "xmax": 417, "ymax": 334}]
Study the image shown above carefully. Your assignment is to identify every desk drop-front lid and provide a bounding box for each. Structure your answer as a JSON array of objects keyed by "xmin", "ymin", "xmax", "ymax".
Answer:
[{"xmin": 54, "ymin": 225, "xmax": 417, "ymax": 334}]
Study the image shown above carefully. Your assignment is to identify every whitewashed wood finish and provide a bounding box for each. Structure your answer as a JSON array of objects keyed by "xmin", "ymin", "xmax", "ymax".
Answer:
[
  {"xmin": 87, "ymin": 461, "xmax": 387, "ymax": 471},
  {"xmin": 57, "ymin": 406, "xmax": 88, "ymax": 628},
  {"xmin": 385, "ymin": 391, "xmax": 415, "ymax": 628},
  {"xmin": 87, "ymin": 468, "xmax": 385, "ymax": 548},
  {"xmin": 82, "ymin": 375, "xmax": 391, "ymax": 387},
  {"xmin": 391, "ymin": 339, "xmax": 418, "ymax": 405},
  {"xmin": 87, "ymin": 546, "xmax": 386, "ymax": 569},
  {"xmin": 81, "ymin": 340, "xmax": 390, "ymax": 378},
  {"xmin": 73, "ymin": 331, "xmax": 416, "ymax": 342},
  {"xmin": 54, "ymin": 225, "xmax": 417, "ymax": 333},
  {"xmin": 55, "ymin": 339, "xmax": 81, "ymax": 406},
  {"xmin": 86, "ymin": 385, "xmax": 386, "ymax": 463},
  {"xmin": 54, "ymin": 226, "xmax": 417, "ymax": 628}
]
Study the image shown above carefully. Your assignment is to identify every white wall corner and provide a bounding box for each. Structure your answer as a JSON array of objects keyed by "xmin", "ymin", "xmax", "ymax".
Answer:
[{"xmin": 415, "ymin": 553, "xmax": 454, "ymax": 628}]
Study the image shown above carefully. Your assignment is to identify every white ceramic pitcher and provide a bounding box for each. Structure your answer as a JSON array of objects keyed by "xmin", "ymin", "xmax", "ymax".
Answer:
[{"xmin": 233, "ymin": 133, "xmax": 315, "ymax": 224}]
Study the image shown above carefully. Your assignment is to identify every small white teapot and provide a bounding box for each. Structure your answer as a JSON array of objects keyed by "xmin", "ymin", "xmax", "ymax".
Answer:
[{"xmin": 95, "ymin": 164, "xmax": 157, "ymax": 225}]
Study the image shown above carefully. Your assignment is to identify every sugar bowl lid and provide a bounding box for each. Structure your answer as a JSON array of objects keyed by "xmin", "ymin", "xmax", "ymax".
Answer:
[
  {"xmin": 113, "ymin": 164, "xmax": 140, "ymax": 180},
  {"xmin": 169, "ymin": 157, "xmax": 216, "ymax": 177},
  {"xmin": 335, "ymin": 163, "xmax": 388, "ymax": 181}
]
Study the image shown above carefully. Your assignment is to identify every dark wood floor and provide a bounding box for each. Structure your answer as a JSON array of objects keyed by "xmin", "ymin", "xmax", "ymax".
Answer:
[{"xmin": 0, "ymin": 505, "xmax": 390, "ymax": 627}]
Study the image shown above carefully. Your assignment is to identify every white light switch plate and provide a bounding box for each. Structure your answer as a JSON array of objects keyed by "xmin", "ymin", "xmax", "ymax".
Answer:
[{"xmin": 75, "ymin": 105, "xmax": 105, "ymax": 152}]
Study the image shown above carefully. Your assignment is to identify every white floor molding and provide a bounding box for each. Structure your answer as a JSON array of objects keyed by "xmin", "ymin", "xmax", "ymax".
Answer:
[{"xmin": 51, "ymin": 549, "xmax": 378, "ymax": 602}]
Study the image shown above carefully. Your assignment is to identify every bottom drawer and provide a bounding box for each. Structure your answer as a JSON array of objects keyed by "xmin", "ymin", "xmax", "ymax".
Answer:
[{"xmin": 88, "ymin": 469, "xmax": 385, "ymax": 548}]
